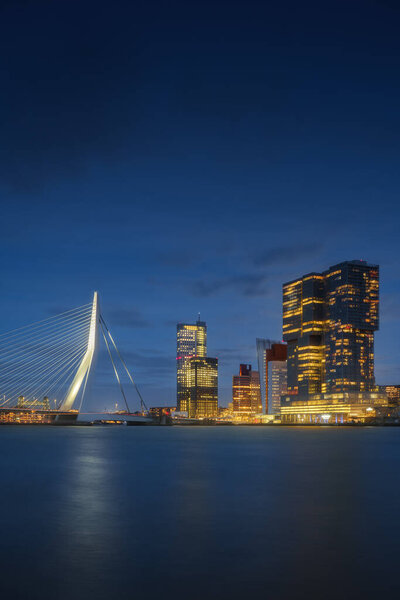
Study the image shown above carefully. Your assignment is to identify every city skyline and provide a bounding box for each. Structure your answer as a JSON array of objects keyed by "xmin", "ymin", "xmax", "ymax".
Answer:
[
  {"xmin": 0, "ymin": 256, "xmax": 396, "ymax": 412},
  {"xmin": 1, "ymin": 1, "xmax": 400, "ymax": 407},
  {"xmin": 2, "ymin": 3, "xmax": 400, "ymax": 599}
]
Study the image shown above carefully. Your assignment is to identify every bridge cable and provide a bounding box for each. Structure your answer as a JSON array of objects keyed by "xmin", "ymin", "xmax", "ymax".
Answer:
[
  {"xmin": 99, "ymin": 320, "xmax": 131, "ymax": 414},
  {"xmin": 99, "ymin": 315, "xmax": 148, "ymax": 412},
  {"xmin": 0, "ymin": 303, "xmax": 92, "ymax": 343},
  {"xmin": 0, "ymin": 302, "xmax": 93, "ymax": 409}
]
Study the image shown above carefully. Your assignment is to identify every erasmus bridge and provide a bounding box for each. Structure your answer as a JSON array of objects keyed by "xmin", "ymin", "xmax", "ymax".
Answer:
[{"xmin": 0, "ymin": 292, "xmax": 151, "ymax": 425}]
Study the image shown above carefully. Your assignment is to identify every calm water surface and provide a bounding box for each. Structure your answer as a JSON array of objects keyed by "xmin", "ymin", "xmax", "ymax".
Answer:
[{"xmin": 0, "ymin": 426, "xmax": 399, "ymax": 600}]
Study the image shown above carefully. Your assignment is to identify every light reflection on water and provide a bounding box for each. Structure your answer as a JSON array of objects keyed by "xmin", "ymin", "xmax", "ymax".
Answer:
[{"xmin": 0, "ymin": 426, "xmax": 399, "ymax": 599}]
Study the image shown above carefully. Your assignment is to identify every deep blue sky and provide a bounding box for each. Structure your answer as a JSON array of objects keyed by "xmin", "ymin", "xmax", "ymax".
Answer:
[{"xmin": 1, "ymin": 0, "xmax": 400, "ymax": 409}]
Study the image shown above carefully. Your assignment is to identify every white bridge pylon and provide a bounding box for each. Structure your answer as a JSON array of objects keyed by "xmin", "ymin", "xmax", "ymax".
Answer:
[
  {"xmin": 0, "ymin": 292, "xmax": 146, "ymax": 414},
  {"xmin": 60, "ymin": 291, "xmax": 99, "ymax": 411}
]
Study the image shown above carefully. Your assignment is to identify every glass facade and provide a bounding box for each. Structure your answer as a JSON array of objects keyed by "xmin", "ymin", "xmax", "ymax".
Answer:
[
  {"xmin": 281, "ymin": 391, "xmax": 388, "ymax": 423},
  {"xmin": 186, "ymin": 357, "xmax": 218, "ymax": 418},
  {"xmin": 264, "ymin": 343, "xmax": 287, "ymax": 415},
  {"xmin": 176, "ymin": 319, "xmax": 207, "ymax": 412},
  {"xmin": 267, "ymin": 360, "xmax": 287, "ymax": 415},
  {"xmin": 324, "ymin": 262, "xmax": 378, "ymax": 393},
  {"xmin": 283, "ymin": 260, "xmax": 379, "ymax": 400}
]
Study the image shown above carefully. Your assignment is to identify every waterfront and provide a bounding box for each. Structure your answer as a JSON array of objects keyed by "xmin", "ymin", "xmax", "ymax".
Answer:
[{"xmin": 0, "ymin": 427, "xmax": 399, "ymax": 599}]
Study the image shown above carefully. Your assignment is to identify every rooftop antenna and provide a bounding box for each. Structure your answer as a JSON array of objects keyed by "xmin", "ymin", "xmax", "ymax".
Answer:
[{"xmin": 197, "ymin": 312, "xmax": 201, "ymax": 323}]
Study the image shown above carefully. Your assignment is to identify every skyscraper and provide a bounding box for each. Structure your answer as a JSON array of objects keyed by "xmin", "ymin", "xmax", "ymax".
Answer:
[
  {"xmin": 186, "ymin": 357, "xmax": 218, "ymax": 418},
  {"xmin": 265, "ymin": 344, "xmax": 287, "ymax": 415},
  {"xmin": 281, "ymin": 260, "xmax": 386, "ymax": 423},
  {"xmin": 176, "ymin": 317, "xmax": 218, "ymax": 418},
  {"xmin": 256, "ymin": 339, "xmax": 287, "ymax": 414},
  {"xmin": 176, "ymin": 317, "xmax": 207, "ymax": 412},
  {"xmin": 324, "ymin": 262, "xmax": 378, "ymax": 393},
  {"xmin": 232, "ymin": 364, "xmax": 262, "ymax": 419},
  {"xmin": 283, "ymin": 260, "xmax": 379, "ymax": 396}
]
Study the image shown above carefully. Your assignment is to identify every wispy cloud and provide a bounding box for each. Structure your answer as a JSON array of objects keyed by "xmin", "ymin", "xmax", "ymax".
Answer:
[
  {"xmin": 95, "ymin": 348, "xmax": 174, "ymax": 380},
  {"xmin": 107, "ymin": 308, "xmax": 151, "ymax": 329},
  {"xmin": 188, "ymin": 274, "xmax": 269, "ymax": 297},
  {"xmin": 253, "ymin": 242, "xmax": 323, "ymax": 268},
  {"xmin": 380, "ymin": 292, "xmax": 400, "ymax": 323},
  {"xmin": 214, "ymin": 347, "xmax": 255, "ymax": 363}
]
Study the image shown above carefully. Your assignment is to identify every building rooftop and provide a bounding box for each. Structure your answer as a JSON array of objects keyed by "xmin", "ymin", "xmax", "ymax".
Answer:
[{"xmin": 283, "ymin": 260, "xmax": 379, "ymax": 287}]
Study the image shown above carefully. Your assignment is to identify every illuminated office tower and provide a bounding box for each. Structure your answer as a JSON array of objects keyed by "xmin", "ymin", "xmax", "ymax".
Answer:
[
  {"xmin": 265, "ymin": 344, "xmax": 287, "ymax": 415},
  {"xmin": 176, "ymin": 318, "xmax": 207, "ymax": 412},
  {"xmin": 282, "ymin": 260, "xmax": 379, "ymax": 398},
  {"xmin": 186, "ymin": 357, "xmax": 218, "ymax": 418},
  {"xmin": 324, "ymin": 262, "xmax": 378, "ymax": 393},
  {"xmin": 232, "ymin": 364, "xmax": 262, "ymax": 418}
]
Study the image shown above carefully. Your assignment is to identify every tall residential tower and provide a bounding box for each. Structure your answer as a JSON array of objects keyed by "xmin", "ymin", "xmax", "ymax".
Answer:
[{"xmin": 281, "ymin": 260, "xmax": 386, "ymax": 422}]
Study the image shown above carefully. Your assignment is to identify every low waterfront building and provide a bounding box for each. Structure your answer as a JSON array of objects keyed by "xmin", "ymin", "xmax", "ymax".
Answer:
[
  {"xmin": 0, "ymin": 407, "xmax": 78, "ymax": 424},
  {"xmin": 280, "ymin": 391, "xmax": 388, "ymax": 424},
  {"xmin": 149, "ymin": 406, "xmax": 176, "ymax": 424},
  {"xmin": 17, "ymin": 395, "xmax": 51, "ymax": 410},
  {"xmin": 378, "ymin": 385, "xmax": 400, "ymax": 405}
]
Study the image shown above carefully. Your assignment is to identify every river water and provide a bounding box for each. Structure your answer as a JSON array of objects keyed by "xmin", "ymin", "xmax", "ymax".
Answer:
[{"xmin": 0, "ymin": 426, "xmax": 399, "ymax": 600}]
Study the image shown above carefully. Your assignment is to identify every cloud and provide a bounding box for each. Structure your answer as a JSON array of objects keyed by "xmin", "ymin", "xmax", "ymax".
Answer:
[
  {"xmin": 106, "ymin": 308, "xmax": 151, "ymax": 329},
  {"xmin": 380, "ymin": 292, "xmax": 400, "ymax": 323},
  {"xmin": 95, "ymin": 347, "xmax": 174, "ymax": 382},
  {"xmin": 214, "ymin": 347, "xmax": 255, "ymax": 363},
  {"xmin": 253, "ymin": 242, "xmax": 323, "ymax": 267},
  {"xmin": 188, "ymin": 274, "xmax": 269, "ymax": 297},
  {"xmin": 45, "ymin": 304, "xmax": 151, "ymax": 329}
]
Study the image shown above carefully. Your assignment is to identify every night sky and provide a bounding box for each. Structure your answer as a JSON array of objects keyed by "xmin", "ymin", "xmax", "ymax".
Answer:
[{"xmin": 1, "ymin": 0, "xmax": 400, "ymax": 409}]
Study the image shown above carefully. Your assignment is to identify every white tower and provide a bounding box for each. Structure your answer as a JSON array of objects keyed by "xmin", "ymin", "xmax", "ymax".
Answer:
[{"xmin": 59, "ymin": 291, "xmax": 99, "ymax": 411}]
